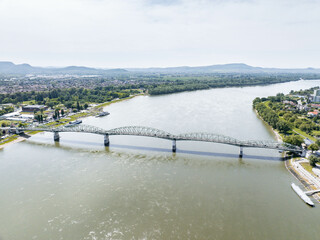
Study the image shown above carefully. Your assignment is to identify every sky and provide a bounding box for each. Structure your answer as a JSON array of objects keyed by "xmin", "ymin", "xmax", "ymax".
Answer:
[{"xmin": 0, "ymin": 0, "xmax": 319, "ymax": 68}]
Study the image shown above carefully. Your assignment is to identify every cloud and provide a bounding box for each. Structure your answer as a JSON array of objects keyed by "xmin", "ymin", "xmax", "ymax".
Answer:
[{"xmin": 0, "ymin": 0, "xmax": 319, "ymax": 68}]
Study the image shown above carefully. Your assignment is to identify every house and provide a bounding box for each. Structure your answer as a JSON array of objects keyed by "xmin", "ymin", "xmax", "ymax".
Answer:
[
  {"xmin": 307, "ymin": 110, "xmax": 319, "ymax": 117},
  {"xmin": 22, "ymin": 105, "xmax": 47, "ymax": 113},
  {"xmin": 311, "ymin": 103, "xmax": 320, "ymax": 109},
  {"xmin": 312, "ymin": 90, "xmax": 320, "ymax": 103}
]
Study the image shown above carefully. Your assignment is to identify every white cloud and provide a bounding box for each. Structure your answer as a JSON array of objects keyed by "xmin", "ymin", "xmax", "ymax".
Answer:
[{"xmin": 0, "ymin": 0, "xmax": 319, "ymax": 68}]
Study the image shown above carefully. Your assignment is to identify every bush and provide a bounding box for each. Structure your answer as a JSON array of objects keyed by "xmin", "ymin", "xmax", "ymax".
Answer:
[{"xmin": 309, "ymin": 155, "xmax": 319, "ymax": 167}]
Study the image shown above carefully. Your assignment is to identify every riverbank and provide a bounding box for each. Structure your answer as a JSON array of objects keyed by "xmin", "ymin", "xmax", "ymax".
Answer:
[
  {"xmin": 0, "ymin": 136, "xmax": 26, "ymax": 150},
  {"xmin": 285, "ymin": 157, "xmax": 320, "ymax": 203},
  {"xmin": 0, "ymin": 94, "xmax": 143, "ymax": 149},
  {"xmin": 254, "ymin": 109, "xmax": 283, "ymax": 142},
  {"xmin": 254, "ymin": 108, "xmax": 320, "ymax": 203}
]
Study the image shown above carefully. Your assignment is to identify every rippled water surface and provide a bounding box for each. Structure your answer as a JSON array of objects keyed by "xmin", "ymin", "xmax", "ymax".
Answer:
[{"xmin": 1, "ymin": 80, "xmax": 320, "ymax": 240}]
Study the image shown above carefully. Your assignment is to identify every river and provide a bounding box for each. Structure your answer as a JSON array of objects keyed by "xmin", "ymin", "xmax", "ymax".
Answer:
[{"xmin": 1, "ymin": 80, "xmax": 320, "ymax": 240}]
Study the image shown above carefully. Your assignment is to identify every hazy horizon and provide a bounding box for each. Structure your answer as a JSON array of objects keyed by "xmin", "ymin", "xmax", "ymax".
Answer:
[
  {"xmin": 1, "ymin": 61, "xmax": 320, "ymax": 70},
  {"xmin": 1, "ymin": 0, "xmax": 319, "ymax": 68}
]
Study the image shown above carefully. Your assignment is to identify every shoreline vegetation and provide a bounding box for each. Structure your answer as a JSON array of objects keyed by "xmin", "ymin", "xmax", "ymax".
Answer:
[
  {"xmin": 2, "ymin": 74, "xmax": 320, "ymax": 104},
  {"xmin": 0, "ymin": 94, "xmax": 141, "ymax": 149},
  {"xmin": 253, "ymin": 87, "xmax": 320, "ymax": 202},
  {"xmin": 255, "ymin": 104, "xmax": 320, "ymax": 201},
  {"xmin": 252, "ymin": 90, "xmax": 319, "ymax": 147},
  {"xmin": 254, "ymin": 109, "xmax": 283, "ymax": 142}
]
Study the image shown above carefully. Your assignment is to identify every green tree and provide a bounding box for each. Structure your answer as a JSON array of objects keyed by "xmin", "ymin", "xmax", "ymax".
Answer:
[
  {"xmin": 289, "ymin": 116, "xmax": 296, "ymax": 123},
  {"xmin": 283, "ymin": 113, "xmax": 293, "ymax": 121},
  {"xmin": 284, "ymin": 135, "xmax": 304, "ymax": 146},
  {"xmin": 253, "ymin": 97, "xmax": 261, "ymax": 106},
  {"xmin": 299, "ymin": 123, "xmax": 311, "ymax": 133},
  {"xmin": 294, "ymin": 119, "xmax": 303, "ymax": 128},
  {"xmin": 65, "ymin": 101, "xmax": 73, "ymax": 109},
  {"xmin": 76, "ymin": 101, "xmax": 80, "ymax": 111},
  {"xmin": 309, "ymin": 155, "xmax": 319, "ymax": 167},
  {"xmin": 276, "ymin": 120, "xmax": 291, "ymax": 133},
  {"xmin": 308, "ymin": 143, "xmax": 319, "ymax": 152}
]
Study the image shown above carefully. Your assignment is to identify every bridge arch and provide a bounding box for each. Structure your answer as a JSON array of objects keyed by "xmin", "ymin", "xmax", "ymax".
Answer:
[
  {"xmin": 1, "ymin": 124, "xmax": 302, "ymax": 154},
  {"xmin": 176, "ymin": 132, "xmax": 242, "ymax": 146},
  {"xmin": 107, "ymin": 126, "xmax": 174, "ymax": 139}
]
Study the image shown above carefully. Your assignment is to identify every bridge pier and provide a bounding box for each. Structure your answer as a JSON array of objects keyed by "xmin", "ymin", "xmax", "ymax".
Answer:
[
  {"xmin": 239, "ymin": 146, "xmax": 243, "ymax": 158},
  {"xmin": 104, "ymin": 134, "xmax": 110, "ymax": 146},
  {"xmin": 54, "ymin": 131, "xmax": 60, "ymax": 142},
  {"xmin": 172, "ymin": 139, "xmax": 176, "ymax": 152}
]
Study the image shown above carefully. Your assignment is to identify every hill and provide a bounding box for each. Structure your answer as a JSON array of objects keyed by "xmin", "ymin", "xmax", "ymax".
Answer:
[{"xmin": 1, "ymin": 61, "xmax": 320, "ymax": 75}]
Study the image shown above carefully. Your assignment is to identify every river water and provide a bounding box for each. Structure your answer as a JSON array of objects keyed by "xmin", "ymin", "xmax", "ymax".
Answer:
[{"xmin": 1, "ymin": 80, "xmax": 320, "ymax": 240}]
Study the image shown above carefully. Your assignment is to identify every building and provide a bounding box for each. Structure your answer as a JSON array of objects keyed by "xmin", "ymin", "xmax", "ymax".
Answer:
[
  {"xmin": 313, "ymin": 90, "xmax": 320, "ymax": 103},
  {"xmin": 0, "ymin": 103, "xmax": 14, "ymax": 110},
  {"xmin": 22, "ymin": 105, "xmax": 47, "ymax": 113},
  {"xmin": 307, "ymin": 110, "xmax": 319, "ymax": 117}
]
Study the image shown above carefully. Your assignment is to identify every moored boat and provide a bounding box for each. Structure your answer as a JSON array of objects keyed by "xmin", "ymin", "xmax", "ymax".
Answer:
[
  {"xmin": 291, "ymin": 183, "xmax": 314, "ymax": 207},
  {"xmin": 65, "ymin": 119, "xmax": 82, "ymax": 127},
  {"xmin": 96, "ymin": 111, "xmax": 110, "ymax": 117}
]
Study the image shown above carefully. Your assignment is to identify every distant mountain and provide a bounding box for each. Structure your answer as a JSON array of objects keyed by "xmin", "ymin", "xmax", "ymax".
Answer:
[
  {"xmin": 1, "ymin": 61, "xmax": 320, "ymax": 75},
  {"xmin": 0, "ymin": 61, "xmax": 36, "ymax": 74},
  {"xmin": 127, "ymin": 63, "xmax": 320, "ymax": 74},
  {"xmin": 0, "ymin": 61, "xmax": 128, "ymax": 75}
]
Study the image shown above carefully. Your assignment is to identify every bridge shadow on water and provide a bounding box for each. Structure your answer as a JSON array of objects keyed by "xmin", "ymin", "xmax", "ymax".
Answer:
[
  {"xmin": 111, "ymin": 144, "xmax": 285, "ymax": 161},
  {"xmin": 27, "ymin": 137, "xmax": 288, "ymax": 161}
]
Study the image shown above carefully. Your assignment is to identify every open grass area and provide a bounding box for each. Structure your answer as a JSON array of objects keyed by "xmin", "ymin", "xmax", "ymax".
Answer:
[
  {"xmin": 20, "ymin": 112, "xmax": 34, "ymax": 115},
  {"xmin": 300, "ymin": 162, "xmax": 316, "ymax": 176},
  {"xmin": 293, "ymin": 128, "xmax": 317, "ymax": 142},
  {"xmin": 22, "ymin": 100, "xmax": 36, "ymax": 105},
  {"xmin": 0, "ymin": 135, "xmax": 19, "ymax": 146},
  {"xmin": 312, "ymin": 130, "xmax": 320, "ymax": 137}
]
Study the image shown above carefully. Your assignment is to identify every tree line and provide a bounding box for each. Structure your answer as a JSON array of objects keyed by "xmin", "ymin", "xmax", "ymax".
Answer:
[
  {"xmin": 0, "ymin": 106, "xmax": 14, "ymax": 116},
  {"xmin": 0, "ymin": 87, "xmax": 139, "ymax": 108}
]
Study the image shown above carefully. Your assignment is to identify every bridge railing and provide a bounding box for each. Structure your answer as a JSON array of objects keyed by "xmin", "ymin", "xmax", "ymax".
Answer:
[{"xmin": 1, "ymin": 124, "xmax": 302, "ymax": 152}]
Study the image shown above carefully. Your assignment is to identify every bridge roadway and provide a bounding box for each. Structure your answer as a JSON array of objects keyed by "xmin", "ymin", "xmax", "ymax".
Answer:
[{"xmin": 2, "ymin": 124, "xmax": 302, "ymax": 156}]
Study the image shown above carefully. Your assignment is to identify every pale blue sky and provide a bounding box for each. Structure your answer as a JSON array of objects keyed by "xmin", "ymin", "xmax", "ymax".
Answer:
[{"xmin": 0, "ymin": 0, "xmax": 319, "ymax": 68}]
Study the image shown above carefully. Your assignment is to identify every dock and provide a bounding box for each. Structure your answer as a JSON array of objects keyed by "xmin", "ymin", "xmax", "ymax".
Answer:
[{"xmin": 291, "ymin": 183, "xmax": 315, "ymax": 207}]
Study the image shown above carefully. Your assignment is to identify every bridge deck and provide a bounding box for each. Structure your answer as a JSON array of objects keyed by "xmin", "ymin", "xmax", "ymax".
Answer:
[{"xmin": 1, "ymin": 124, "xmax": 302, "ymax": 152}]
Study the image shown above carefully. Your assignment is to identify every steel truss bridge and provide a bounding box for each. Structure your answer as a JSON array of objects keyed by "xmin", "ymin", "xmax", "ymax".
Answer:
[{"xmin": 2, "ymin": 124, "xmax": 302, "ymax": 156}]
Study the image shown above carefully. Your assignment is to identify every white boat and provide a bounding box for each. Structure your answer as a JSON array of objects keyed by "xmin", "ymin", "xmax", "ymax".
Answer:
[
  {"xmin": 65, "ymin": 120, "xmax": 82, "ymax": 127},
  {"xmin": 96, "ymin": 111, "xmax": 110, "ymax": 117},
  {"xmin": 291, "ymin": 183, "xmax": 314, "ymax": 207}
]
